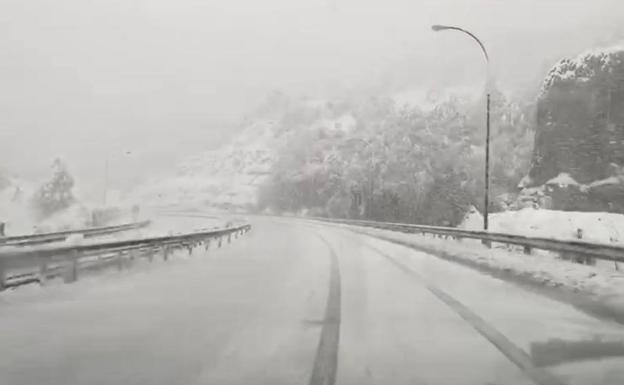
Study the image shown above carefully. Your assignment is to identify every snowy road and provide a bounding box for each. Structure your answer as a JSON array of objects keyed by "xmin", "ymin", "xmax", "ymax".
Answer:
[{"xmin": 1, "ymin": 217, "xmax": 624, "ymax": 385}]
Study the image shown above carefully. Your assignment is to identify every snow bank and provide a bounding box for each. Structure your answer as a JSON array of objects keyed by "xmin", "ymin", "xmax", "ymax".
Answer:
[{"xmin": 461, "ymin": 208, "xmax": 624, "ymax": 245}]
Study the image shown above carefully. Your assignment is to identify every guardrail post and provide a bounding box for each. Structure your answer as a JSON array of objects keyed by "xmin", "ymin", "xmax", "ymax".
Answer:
[
  {"xmin": 64, "ymin": 251, "xmax": 79, "ymax": 284},
  {"xmin": 187, "ymin": 244, "xmax": 193, "ymax": 256},
  {"xmin": 523, "ymin": 245, "xmax": 532, "ymax": 255},
  {"xmin": 39, "ymin": 257, "xmax": 49, "ymax": 285},
  {"xmin": 0, "ymin": 260, "xmax": 5, "ymax": 291},
  {"xmin": 218, "ymin": 237, "xmax": 223, "ymax": 248},
  {"xmin": 204, "ymin": 239, "xmax": 211, "ymax": 250},
  {"xmin": 162, "ymin": 246, "xmax": 169, "ymax": 261},
  {"xmin": 147, "ymin": 248, "xmax": 154, "ymax": 263}
]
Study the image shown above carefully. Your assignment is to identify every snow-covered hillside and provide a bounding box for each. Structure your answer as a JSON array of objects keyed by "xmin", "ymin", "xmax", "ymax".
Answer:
[
  {"xmin": 131, "ymin": 86, "xmax": 486, "ymax": 210},
  {"xmin": 134, "ymin": 120, "xmax": 281, "ymax": 208},
  {"xmin": 132, "ymin": 98, "xmax": 358, "ymax": 208}
]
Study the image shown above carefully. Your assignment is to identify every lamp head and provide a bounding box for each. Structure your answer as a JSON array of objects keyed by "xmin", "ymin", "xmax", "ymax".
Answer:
[{"xmin": 431, "ymin": 25, "xmax": 451, "ymax": 32}]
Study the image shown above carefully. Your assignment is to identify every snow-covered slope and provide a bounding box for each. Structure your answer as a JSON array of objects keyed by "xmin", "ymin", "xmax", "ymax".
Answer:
[
  {"xmin": 130, "ymin": 86, "xmax": 485, "ymax": 210},
  {"xmin": 133, "ymin": 120, "xmax": 280, "ymax": 208},
  {"xmin": 132, "ymin": 98, "xmax": 358, "ymax": 209}
]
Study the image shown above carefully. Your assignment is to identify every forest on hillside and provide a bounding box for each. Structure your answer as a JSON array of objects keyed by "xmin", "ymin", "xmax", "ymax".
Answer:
[
  {"xmin": 256, "ymin": 88, "xmax": 535, "ymax": 226},
  {"xmin": 257, "ymin": 46, "xmax": 624, "ymax": 225}
]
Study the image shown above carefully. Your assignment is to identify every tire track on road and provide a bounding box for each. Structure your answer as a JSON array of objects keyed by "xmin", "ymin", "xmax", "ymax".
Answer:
[
  {"xmin": 308, "ymin": 233, "xmax": 342, "ymax": 385},
  {"xmin": 363, "ymin": 242, "xmax": 567, "ymax": 385}
]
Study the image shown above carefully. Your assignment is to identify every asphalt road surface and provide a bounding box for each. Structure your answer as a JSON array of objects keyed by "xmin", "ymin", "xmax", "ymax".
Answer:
[{"xmin": 1, "ymin": 217, "xmax": 624, "ymax": 385}]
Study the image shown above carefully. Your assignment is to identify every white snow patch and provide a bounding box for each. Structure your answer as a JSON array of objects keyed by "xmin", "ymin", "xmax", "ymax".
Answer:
[
  {"xmin": 546, "ymin": 173, "xmax": 579, "ymax": 187},
  {"xmin": 461, "ymin": 208, "xmax": 624, "ymax": 246},
  {"xmin": 587, "ymin": 176, "xmax": 621, "ymax": 189}
]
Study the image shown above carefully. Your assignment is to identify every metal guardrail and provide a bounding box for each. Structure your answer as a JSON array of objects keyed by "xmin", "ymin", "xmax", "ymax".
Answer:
[
  {"xmin": 312, "ymin": 217, "xmax": 624, "ymax": 263},
  {"xmin": 0, "ymin": 220, "xmax": 152, "ymax": 247},
  {"xmin": 0, "ymin": 223, "xmax": 251, "ymax": 290}
]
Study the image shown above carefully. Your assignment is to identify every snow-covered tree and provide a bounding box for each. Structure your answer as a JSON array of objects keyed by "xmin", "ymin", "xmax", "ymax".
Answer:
[
  {"xmin": 31, "ymin": 159, "xmax": 76, "ymax": 219},
  {"xmin": 258, "ymin": 88, "xmax": 536, "ymax": 225}
]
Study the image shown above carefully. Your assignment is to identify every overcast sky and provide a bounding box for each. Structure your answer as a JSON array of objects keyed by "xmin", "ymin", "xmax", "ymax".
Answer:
[{"xmin": 1, "ymin": 0, "xmax": 622, "ymax": 196}]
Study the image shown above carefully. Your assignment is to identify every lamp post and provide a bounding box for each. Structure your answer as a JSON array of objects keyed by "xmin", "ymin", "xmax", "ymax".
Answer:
[{"xmin": 431, "ymin": 24, "xmax": 491, "ymax": 231}]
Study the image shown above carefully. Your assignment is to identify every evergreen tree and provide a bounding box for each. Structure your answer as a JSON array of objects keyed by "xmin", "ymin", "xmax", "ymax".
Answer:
[{"xmin": 31, "ymin": 159, "xmax": 76, "ymax": 219}]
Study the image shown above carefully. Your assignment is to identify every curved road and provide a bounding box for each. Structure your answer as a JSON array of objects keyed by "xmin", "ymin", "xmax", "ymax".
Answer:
[{"xmin": 1, "ymin": 217, "xmax": 624, "ymax": 385}]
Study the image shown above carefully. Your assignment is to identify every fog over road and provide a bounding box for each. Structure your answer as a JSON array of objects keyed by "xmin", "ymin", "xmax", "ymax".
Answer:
[{"xmin": 1, "ymin": 216, "xmax": 624, "ymax": 385}]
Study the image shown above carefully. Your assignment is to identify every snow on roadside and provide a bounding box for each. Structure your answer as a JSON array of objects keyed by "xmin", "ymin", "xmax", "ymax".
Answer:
[
  {"xmin": 461, "ymin": 207, "xmax": 624, "ymax": 246},
  {"xmin": 330, "ymin": 222, "xmax": 624, "ymax": 320},
  {"xmin": 138, "ymin": 215, "xmax": 226, "ymax": 237}
]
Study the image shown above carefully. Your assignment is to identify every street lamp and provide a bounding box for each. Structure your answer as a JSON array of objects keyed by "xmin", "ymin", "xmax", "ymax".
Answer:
[{"xmin": 431, "ymin": 24, "xmax": 491, "ymax": 231}]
